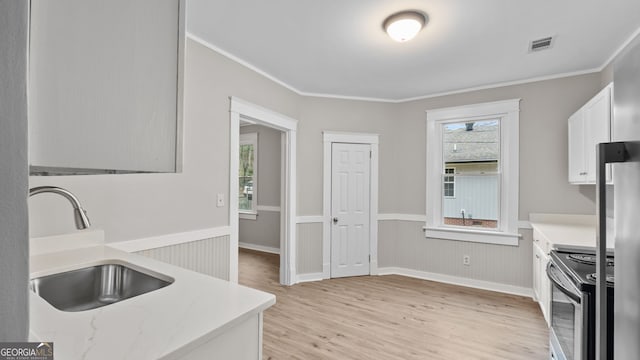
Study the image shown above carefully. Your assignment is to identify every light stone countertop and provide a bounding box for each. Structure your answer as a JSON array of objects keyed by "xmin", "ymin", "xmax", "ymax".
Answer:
[
  {"xmin": 29, "ymin": 243, "xmax": 275, "ymax": 360},
  {"xmin": 529, "ymin": 213, "xmax": 614, "ymax": 252}
]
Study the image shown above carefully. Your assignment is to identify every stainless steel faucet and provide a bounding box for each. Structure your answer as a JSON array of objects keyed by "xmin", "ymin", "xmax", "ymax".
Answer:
[{"xmin": 29, "ymin": 186, "xmax": 91, "ymax": 230}]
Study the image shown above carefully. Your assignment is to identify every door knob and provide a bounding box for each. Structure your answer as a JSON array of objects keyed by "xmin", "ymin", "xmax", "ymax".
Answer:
[{"xmin": 333, "ymin": 217, "xmax": 338, "ymax": 224}]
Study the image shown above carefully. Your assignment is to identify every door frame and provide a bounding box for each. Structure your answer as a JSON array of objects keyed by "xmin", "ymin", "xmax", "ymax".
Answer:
[
  {"xmin": 322, "ymin": 131, "xmax": 379, "ymax": 279},
  {"xmin": 230, "ymin": 97, "xmax": 298, "ymax": 285}
]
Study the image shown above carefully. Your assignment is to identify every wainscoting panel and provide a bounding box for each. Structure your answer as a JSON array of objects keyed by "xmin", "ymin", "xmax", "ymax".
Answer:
[
  {"xmin": 378, "ymin": 221, "xmax": 533, "ymax": 290},
  {"xmin": 377, "ymin": 220, "xmax": 397, "ymax": 268},
  {"xmin": 296, "ymin": 222, "xmax": 323, "ymax": 274},
  {"xmin": 135, "ymin": 235, "xmax": 230, "ymax": 281}
]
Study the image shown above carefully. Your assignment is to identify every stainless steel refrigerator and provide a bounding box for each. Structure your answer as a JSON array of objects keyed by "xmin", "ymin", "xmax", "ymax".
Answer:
[{"xmin": 596, "ymin": 35, "xmax": 640, "ymax": 360}]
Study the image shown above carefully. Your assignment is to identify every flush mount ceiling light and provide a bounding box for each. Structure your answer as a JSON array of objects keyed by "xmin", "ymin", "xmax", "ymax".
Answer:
[{"xmin": 383, "ymin": 10, "xmax": 428, "ymax": 42}]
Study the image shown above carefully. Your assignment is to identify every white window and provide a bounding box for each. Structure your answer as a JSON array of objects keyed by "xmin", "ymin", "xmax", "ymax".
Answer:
[
  {"xmin": 425, "ymin": 99, "xmax": 520, "ymax": 245},
  {"xmin": 443, "ymin": 167, "xmax": 455, "ymax": 198},
  {"xmin": 239, "ymin": 133, "xmax": 257, "ymax": 218}
]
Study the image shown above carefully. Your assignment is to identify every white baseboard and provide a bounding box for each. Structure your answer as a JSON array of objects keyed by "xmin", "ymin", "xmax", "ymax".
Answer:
[
  {"xmin": 239, "ymin": 242, "xmax": 280, "ymax": 254},
  {"xmin": 296, "ymin": 272, "xmax": 324, "ymax": 283},
  {"xmin": 377, "ymin": 266, "xmax": 533, "ymax": 298}
]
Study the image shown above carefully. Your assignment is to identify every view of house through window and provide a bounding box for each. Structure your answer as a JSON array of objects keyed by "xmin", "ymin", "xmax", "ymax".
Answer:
[
  {"xmin": 442, "ymin": 119, "xmax": 499, "ymax": 228},
  {"xmin": 239, "ymin": 133, "xmax": 257, "ymax": 212}
]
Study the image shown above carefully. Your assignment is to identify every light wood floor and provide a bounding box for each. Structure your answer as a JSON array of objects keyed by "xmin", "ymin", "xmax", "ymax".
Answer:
[{"xmin": 238, "ymin": 248, "xmax": 549, "ymax": 360}]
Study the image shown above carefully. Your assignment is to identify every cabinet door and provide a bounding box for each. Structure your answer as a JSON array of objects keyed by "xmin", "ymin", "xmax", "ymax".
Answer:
[
  {"xmin": 568, "ymin": 110, "xmax": 586, "ymax": 183},
  {"xmin": 539, "ymin": 252, "xmax": 551, "ymax": 327},
  {"xmin": 532, "ymin": 245, "xmax": 541, "ymax": 301},
  {"xmin": 584, "ymin": 85, "xmax": 612, "ymax": 183}
]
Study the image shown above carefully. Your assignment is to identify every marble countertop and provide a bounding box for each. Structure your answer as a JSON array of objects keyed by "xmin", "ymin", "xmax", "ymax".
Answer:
[
  {"xmin": 29, "ymin": 243, "xmax": 275, "ymax": 360},
  {"xmin": 529, "ymin": 213, "xmax": 614, "ymax": 252}
]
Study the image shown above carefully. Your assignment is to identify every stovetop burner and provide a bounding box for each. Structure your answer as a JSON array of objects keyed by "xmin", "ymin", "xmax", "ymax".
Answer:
[
  {"xmin": 567, "ymin": 253, "xmax": 614, "ymax": 266},
  {"xmin": 587, "ymin": 273, "xmax": 615, "ymax": 285},
  {"xmin": 551, "ymin": 250, "xmax": 615, "ymax": 291}
]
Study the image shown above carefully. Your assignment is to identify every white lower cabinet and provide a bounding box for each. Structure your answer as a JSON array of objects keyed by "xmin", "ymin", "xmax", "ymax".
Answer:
[
  {"xmin": 178, "ymin": 313, "xmax": 263, "ymax": 360},
  {"xmin": 532, "ymin": 233, "xmax": 551, "ymax": 326}
]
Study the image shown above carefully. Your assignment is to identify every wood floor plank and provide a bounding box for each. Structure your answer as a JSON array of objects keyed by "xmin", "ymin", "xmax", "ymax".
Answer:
[{"xmin": 238, "ymin": 248, "xmax": 548, "ymax": 360}]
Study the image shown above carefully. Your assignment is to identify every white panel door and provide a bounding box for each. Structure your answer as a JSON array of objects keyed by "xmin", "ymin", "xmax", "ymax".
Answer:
[{"xmin": 331, "ymin": 143, "xmax": 371, "ymax": 278}]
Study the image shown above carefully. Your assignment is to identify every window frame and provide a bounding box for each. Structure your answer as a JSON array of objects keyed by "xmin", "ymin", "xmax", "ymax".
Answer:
[
  {"xmin": 239, "ymin": 132, "xmax": 258, "ymax": 219},
  {"xmin": 425, "ymin": 99, "xmax": 520, "ymax": 246}
]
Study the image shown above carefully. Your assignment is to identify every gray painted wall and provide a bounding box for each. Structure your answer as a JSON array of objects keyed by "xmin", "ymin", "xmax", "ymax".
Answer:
[
  {"xmin": 0, "ymin": 0, "xmax": 29, "ymax": 341},
  {"xmin": 379, "ymin": 221, "xmax": 534, "ymax": 288},
  {"xmin": 156, "ymin": 40, "xmax": 604, "ymax": 288},
  {"xmin": 395, "ymin": 74, "xmax": 602, "ymax": 218},
  {"xmin": 28, "ymin": 38, "xmax": 300, "ymax": 242},
  {"xmin": 239, "ymin": 125, "xmax": 281, "ymax": 250},
  {"xmin": 240, "ymin": 212, "xmax": 280, "ymax": 250},
  {"xmin": 28, "ymin": 33, "xmax": 612, "ymax": 292}
]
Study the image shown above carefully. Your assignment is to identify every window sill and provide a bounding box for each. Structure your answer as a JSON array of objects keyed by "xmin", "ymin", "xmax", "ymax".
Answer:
[
  {"xmin": 239, "ymin": 212, "xmax": 257, "ymax": 220},
  {"xmin": 423, "ymin": 226, "xmax": 520, "ymax": 246}
]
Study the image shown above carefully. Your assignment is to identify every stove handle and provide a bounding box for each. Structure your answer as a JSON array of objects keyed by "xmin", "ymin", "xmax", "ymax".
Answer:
[{"xmin": 546, "ymin": 262, "xmax": 581, "ymax": 304}]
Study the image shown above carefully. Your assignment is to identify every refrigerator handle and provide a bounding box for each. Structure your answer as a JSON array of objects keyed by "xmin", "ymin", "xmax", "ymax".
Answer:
[{"xmin": 595, "ymin": 142, "xmax": 626, "ymax": 360}]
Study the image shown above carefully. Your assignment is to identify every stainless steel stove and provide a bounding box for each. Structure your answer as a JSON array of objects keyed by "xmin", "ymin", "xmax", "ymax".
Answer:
[{"xmin": 547, "ymin": 249, "xmax": 614, "ymax": 360}]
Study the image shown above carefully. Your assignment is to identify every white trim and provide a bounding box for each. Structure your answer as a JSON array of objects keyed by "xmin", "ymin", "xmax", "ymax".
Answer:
[
  {"xmin": 323, "ymin": 132, "xmax": 379, "ymax": 279},
  {"xmin": 426, "ymin": 98, "xmax": 520, "ymax": 119},
  {"xmin": 377, "ymin": 267, "xmax": 533, "ymax": 298},
  {"xmin": 423, "ymin": 227, "xmax": 521, "ymax": 246},
  {"xmin": 377, "ymin": 214, "xmax": 427, "ymax": 222},
  {"xmin": 296, "ymin": 272, "xmax": 324, "ymax": 283},
  {"xmin": 398, "ymin": 68, "xmax": 601, "ymax": 103},
  {"xmin": 230, "ymin": 97, "xmax": 298, "ymax": 286},
  {"xmin": 256, "ymin": 205, "xmax": 281, "ymax": 212},
  {"xmin": 239, "ymin": 132, "xmax": 258, "ymax": 213},
  {"xmin": 601, "ymin": 25, "xmax": 640, "ymax": 71},
  {"xmin": 107, "ymin": 226, "xmax": 231, "ymax": 253},
  {"xmin": 425, "ymin": 99, "xmax": 520, "ymax": 246},
  {"xmin": 230, "ymin": 97, "xmax": 298, "ymax": 132},
  {"xmin": 230, "ymin": 108, "xmax": 240, "ymax": 283},
  {"xmin": 296, "ymin": 215, "xmax": 324, "ymax": 224},
  {"xmin": 186, "ymin": 31, "xmax": 631, "ymax": 104},
  {"xmin": 187, "ymin": 33, "xmax": 302, "ymax": 98},
  {"xmin": 298, "ymin": 214, "xmax": 533, "ymax": 229},
  {"xmin": 518, "ymin": 220, "xmax": 532, "ymax": 229},
  {"xmin": 239, "ymin": 242, "xmax": 280, "ymax": 255},
  {"xmin": 322, "ymin": 131, "xmax": 379, "ymax": 145},
  {"xmin": 239, "ymin": 212, "xmax": 258, "ymax": 220}
]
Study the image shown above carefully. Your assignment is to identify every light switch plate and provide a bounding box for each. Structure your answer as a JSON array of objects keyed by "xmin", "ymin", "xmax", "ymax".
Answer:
[{"xmin": 216, "ymin": 193, "xmax": 224, "ymax": 207}]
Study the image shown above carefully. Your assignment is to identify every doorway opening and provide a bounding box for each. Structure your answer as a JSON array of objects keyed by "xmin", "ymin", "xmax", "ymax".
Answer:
[
  {"xmin": 238, "ymin": 124, "xmax": 283, "ymax": 277},
  {"xmin": 230, "ymin": 97, "xmax": 297, "ymax": 285}
]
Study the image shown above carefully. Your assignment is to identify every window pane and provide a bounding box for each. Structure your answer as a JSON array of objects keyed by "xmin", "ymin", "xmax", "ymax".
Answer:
[
  {"xmin": 239, "ymin": 144, "xmax": 254, "ymax": 211},
  {"xmin": 442, "ymin": 120, "xmax": 499, "ymax": 228}
]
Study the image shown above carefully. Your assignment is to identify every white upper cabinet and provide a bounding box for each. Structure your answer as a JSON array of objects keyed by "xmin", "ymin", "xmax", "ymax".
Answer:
[
  {"xmin": 568, "ymin": 83, "xmax": 612, "ymax": 184},
  {"xmin": 29, "ymin": 0, "xmax": 185, "ymax": 175}
]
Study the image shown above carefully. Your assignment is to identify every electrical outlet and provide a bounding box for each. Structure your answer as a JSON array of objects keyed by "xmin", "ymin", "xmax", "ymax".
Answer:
[
  {"xmin": 216, "ymin": 193, "xmax": 224, "ymax": 207},
  {"xmin": 463, "ymin": 255, "xmax": 471, "ymax": 266}
]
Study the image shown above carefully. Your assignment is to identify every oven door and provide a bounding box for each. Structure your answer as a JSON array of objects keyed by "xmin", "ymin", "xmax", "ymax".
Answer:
[{"xmin": 547, "ymin": 261, "xmax": 584, "ymax": 360}]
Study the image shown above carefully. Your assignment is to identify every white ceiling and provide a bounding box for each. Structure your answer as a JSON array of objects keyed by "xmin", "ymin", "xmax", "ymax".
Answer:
[{"xmin": 186, "ymin": 0, "xmax": 640, "ymax": 102}]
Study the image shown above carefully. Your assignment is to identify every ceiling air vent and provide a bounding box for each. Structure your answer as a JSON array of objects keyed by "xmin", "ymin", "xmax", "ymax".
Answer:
[{"xmin": 529, "ymin": 36, "xmax": 554, "ymax": 52}]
